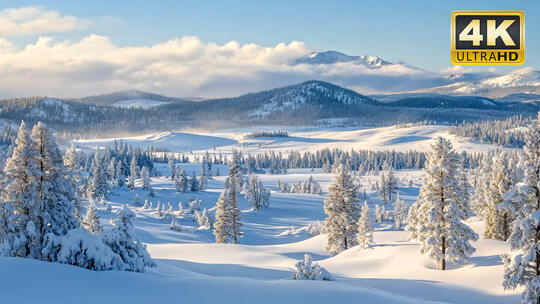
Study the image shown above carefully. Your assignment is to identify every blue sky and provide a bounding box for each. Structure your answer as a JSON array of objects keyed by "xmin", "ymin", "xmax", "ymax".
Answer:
[{"xmin": 4, "ymin": 0, "xmax": 538, "ymax": 70}]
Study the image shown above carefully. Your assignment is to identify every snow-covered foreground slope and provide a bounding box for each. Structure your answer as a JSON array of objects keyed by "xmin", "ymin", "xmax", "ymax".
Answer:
[
  {"xmin": 76, "ymin": 124, "xmax": 507, "ymax": 155},
  {"xmin": 0, "ymin": 166, "xmax": 520, "ymax": 303}
]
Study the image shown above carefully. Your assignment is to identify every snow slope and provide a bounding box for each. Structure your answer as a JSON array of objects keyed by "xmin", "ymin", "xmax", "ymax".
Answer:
[
  {"xmin": 2, "ymin": 126, "xmax": 522, "ymax": 303},
  {"xmin": 112, "ymin": 98, "xmax": 169, "ymax": 109},
  {"xmin": 76, "ymin": 131, "xmax": 237, "ymax": 152},
  {"xmin": 77, "ymin": 125, "xmax": 509, "ymax": 157},
  {"xmin": 0, "ymin": 167, "xmax": 520, "ymax": 303}
]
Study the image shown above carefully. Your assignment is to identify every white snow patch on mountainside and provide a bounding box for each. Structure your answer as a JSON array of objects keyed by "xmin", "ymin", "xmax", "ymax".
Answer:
[{"xmin": 112, "ymin": 98, "xmax": 169, "ymax": 109}]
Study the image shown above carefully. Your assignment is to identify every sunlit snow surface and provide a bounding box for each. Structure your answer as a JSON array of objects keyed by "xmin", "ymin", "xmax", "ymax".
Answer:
[{"xmin": 1, "ymin": 125, "xmax": 521, "ymax": 303}]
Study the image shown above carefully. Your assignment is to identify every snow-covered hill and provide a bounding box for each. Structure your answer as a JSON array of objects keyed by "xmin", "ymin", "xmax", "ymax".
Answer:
[
  {"xmin": 415, "ymin": 68, "xmax": 540, "ymax": 98},
  {"xmin": 112, "ymin": 98, "xmax": 170, "ymax": 109}
]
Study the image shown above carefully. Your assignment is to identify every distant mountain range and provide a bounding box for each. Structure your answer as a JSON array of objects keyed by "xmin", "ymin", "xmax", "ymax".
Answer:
[
  {"xmin": 0, "ymin": 80, "xmax": 537, "ymax": 136},
  {"xmin": 289, "ymin": 51, "xmax": 539, "ymax": 99}
]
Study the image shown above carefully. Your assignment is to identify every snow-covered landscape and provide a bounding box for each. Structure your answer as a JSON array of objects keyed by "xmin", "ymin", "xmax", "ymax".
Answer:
[
  {"xmin": 0, "ymin": 120, "xmax": 536, "ymax": 303},
  {"xmin": 1, "ymin": 2, "xmax": 539, "ymax": 304}
]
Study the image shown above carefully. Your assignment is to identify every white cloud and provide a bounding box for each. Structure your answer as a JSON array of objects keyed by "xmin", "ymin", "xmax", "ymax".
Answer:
[
  {"xmin": 0, "ymin": 6, "xmax": 89, "ymax": 36},
  {"xmin": 0, "ymin": 34, "xmax": 477, "ymax": 98}
]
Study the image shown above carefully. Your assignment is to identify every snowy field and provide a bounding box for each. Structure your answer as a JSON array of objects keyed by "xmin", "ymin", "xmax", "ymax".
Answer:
[
  {"xmin": 75, "ymin": 124, "xmax": 510, "ymax": 156},
  {"xmin": 2, "ymin": 125, "xmax": 521, "ymax": 303}
]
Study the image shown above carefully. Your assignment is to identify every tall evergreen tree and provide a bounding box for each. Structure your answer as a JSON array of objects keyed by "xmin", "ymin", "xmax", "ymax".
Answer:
[
  {"xmin": 501, "ymin": 113, "xmax": 540, "ymax": 303},
  {"xmin": 484, "ymin": 153, "xmax": 513, "ymax": 241},
  {"xmin": 213, "ymin": 190, "xmax": 230, "ymax": 243},
  {"xmin": 0, "ymin": 121, "xmax": 40, "ymax": 258},
  {"xmin": 406, "ymin": 137, "xmax": 478, "ymax": 270},
  {"xmin": 31, "ymin": 122, "xmax": 79, "ymax": 249},
  {"xmin": 357, "ymin": 201, "xmax": 374, "ymax": 249},
  {"xmin": 227, "ymin": 150, "xmax": 243, "ymax": 243},
  {"xmin": 323, "ymin": 164, "xmax": 361, "ymax": 255}
]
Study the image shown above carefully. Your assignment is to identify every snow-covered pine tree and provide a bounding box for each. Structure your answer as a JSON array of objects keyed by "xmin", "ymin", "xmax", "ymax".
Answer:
[
  {"xmin": 141, "ymin": 166, "xmax": 151, "ymax": 190},
  {"xmin": 115, "ymin": 159, "xmax": 125, "ymax": 187},
  {"xmin": 81, "ymin": 204, "xmax": 102, "ymax": 234},
  {"xmin": 86, "ymin": 149, "xmax": 108, "ymax": 200},
  {"xmin": 484, "ymin": 153, "xmax": 513, "ymax": 241},
  {"xmin": 375, "ymin": 204, "xmax": 383, "ymax": 222},
  {"xmin": 0, "ymin": 121, "xmax": 40, "ymax": 258},
  {"xmin": 323, "ymin": 164, "xmax": 361, "ymax": 255},
  {"xmin": 30, "ymin": 122, "xmax": 79, "ymax": 251},
  {"xmin": 246, "ymin": 174, "xmax": 270, "ymax": 210},
  {"xmin": 472, "ymin": 155, "xmax": 493, "ymax": 217},
  {"xmin": 102, "ymin": 205, "xmax": 156, "ymax": 272},
  {"xmin": 190, "ymin": 171, "xmax": 199, "ymax": 192},
  {"xmin": 128, "ymin": 156, "xmax": 138, "ymax": 190},
  {"xmin": 107, "ymin": 157, "xmax": 116, "ymax": 184},
  {"xmin": 500, "ymin": 113, "xmax": 540, "ymax": 303},
  {"xmin": 199, "ymin": 167, "xmax": 207, "ymax": 191},
  {"xmin": 385, "ymin": 169, "xmax": 398, "ymax": 201},
  {"xmin": 393, "ymin": 194, "xmax": 408, "ymax": 230},
  {"xmin": 357, "ymin": 201, "xmax": 374, "ymax": 249},
  {"xmin": 174, "ymin": 168, "xmax": 186, "ymax": 193},
  {"xmin": 406, "ymin": 137, "xmax": 478, "ymax": 270},
  {"xmin": 227, "ymin": 150, "xmax": 243, "ymax": 243},
  {"xmin": 63, "ymin": 142, "xmax": 79, "ymax": 171},
  {"xmin": 213, "ymin": 190, "xmax": 230, "ymax": 243},
  {"xmin": 168, "ymin": 157, "xmax": 176, "ymax": 180}
]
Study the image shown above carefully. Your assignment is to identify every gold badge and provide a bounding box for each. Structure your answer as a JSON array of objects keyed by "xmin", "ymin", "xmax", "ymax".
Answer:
[{"xmin": 451, "ymin": 11, "xmax": 524, "ymax": 65}]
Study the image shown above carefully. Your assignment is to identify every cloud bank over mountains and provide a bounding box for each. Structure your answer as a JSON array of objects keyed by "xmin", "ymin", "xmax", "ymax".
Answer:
[{"xmin": 0, "ymin": 6, "xmax": 536, "ymax": 99}]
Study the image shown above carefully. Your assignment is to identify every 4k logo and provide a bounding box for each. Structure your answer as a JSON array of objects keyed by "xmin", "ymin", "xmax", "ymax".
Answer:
[{"xmin": 451, "ymin": 11, "xmax": 524, "ymax": 65}]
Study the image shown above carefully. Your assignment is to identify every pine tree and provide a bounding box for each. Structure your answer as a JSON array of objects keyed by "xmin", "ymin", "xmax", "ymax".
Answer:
[
  {"xmin": 227, "ymin": 150, "xmax": 242, "ymax": 243},
  {"xmin": 357, "ymin": 201, "xmax": 374, "ymax": 249},
  {"xmin": 0, "ymin": 121, "xmax": 40, "ymax": 258},
  {"xmin": 199, "ymin": 167, "xmax": 207, "ymax": 191},
  {"xmin": 116, "ymin": 159, "xmax": 125, "ymax": 187},
  {"xmin": 246, "ymin": 174, "xmax": 270, "ymax": 210},
  {"xmin": 190, "ymin": 171, "xmax": 199, "ymax": 192},
  {"xmin": 128, "ymin": 156, "xmax": 138, "ymax": 190},
  {"xmin": 213, "ymin": 190, "xmax": 230, "ymax": 243},
  {"xmin": 484, "ymin": 153, "xmax": 513, "ymax": 241},
  {"xmin": 141, "ymin": 166, "xmax": 151, "ymax": 190},
  {"xmin": 393, "ymin": 194, "xmax": 408, "ymax": 230},
  {"xmin": 102, "ymin": 205, "xmax": 155, "ymax": 272},
  {"xmin": 168, "ymin": 157, "xmax": 176, "ymax": 180},
  {"xmin": 86, "ymin": 149, "xmax": 108, "ymax": 200},
  {"xmin": 30, "ymin": 122, "xmax": 79, "ymax": 248},
  {"xmin": 406, "ymin": 137, "xmax": 478, "ymax": 270},
  {"xmin": 500, "ymin": 113, "xmax": 540, "ymax": 303},
  {"xmin": 81, "ymin": 205, "xmax": 102, "ymax": 234},
  {"xmin": 323, "ymin": 164, "xmax": 361, "ymax": 255},
  {"xmin": 174, "ymin": 168, "xmax": 187, "ymax": 193},
  {"xmin": 375, "ymin": 204, "xmax": 384, "ymax": 222},
  {"xmin": 63, "ymin": 142, "xmax": 79, "ymax": 171}
]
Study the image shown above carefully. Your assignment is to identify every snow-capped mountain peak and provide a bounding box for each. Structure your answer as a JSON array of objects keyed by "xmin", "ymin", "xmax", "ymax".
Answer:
[{"xmin": 291, "ymin": 51, "xmax": 392, "ymax": 68}]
